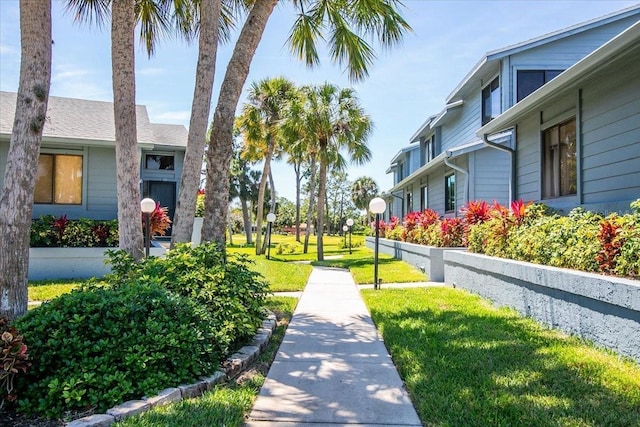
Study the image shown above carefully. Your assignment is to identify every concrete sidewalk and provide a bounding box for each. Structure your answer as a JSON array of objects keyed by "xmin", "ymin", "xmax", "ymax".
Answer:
[{"xmin": 245, "ymin": 266, "xmax": 422, "ymax": 427}]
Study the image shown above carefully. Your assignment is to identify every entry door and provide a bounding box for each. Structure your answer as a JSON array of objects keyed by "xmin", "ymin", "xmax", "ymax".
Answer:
[{"xmin": 145, "ymin": 181, "xmax": 176, "ymax": 235}]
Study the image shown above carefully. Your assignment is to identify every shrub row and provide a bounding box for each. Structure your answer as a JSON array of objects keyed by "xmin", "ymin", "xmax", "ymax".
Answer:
[
  {"xmin": 30, "ymin": 205, "xmax": 171, "ymax": 248},
  {"xmin": 375, "ymin": 199, "xmax": 639, "ymax": 279},
  {"xmin": 12, "ymin": 243, "xmax": 269, "ymax": 418}
]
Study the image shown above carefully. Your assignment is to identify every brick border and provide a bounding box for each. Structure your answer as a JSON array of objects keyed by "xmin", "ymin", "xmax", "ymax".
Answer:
[{"xmin": 65, "ymin": 312, "xmax": 277, "ymax": 426}]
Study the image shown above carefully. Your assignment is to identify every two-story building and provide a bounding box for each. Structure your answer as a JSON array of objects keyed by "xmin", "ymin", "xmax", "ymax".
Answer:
[
  {"xmin": 384, "ymin": 5, "xmax": 640, "ymax": 219},
  {"xmin": 0, "ymin": 91, "xmax": 188, "ymax": 226}
]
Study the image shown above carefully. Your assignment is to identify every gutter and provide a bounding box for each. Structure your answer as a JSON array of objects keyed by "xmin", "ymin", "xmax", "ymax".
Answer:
[{"xmin": 482, "ymin": 131, "xmax": 515, "ymax": 202}]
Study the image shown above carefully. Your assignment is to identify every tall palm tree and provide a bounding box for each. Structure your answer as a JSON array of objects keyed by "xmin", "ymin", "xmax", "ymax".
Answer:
[
  {"xmin": 0, "ymin": 0, "xmax": 52, "ymax": 320},
  {"xmin": 201, "ymin": 0, "xmax": 411, "ymax": 247},
  {"xmin": 351, "ymin": 176, "xmax": 379, "ymax": 225},
  {"xmin": 66, "ymin": 0, "xmax": 200, "ymax": 258},
  {"xmin": 170, "ymin": 0, "xmax": 222, "ymax": 246},
  {"xmin": 304, "ymin": 83, "xmax": 372, "ymax": 260},
  {"xmin": 237, "ymin": 76, "xmax": 296, "ymax": 254}
]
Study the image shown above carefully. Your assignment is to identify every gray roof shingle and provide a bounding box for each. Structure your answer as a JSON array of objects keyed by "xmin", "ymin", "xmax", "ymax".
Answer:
[{"xmin": 0, "ymin": 91, "xmax": 187, "ymax": 148}]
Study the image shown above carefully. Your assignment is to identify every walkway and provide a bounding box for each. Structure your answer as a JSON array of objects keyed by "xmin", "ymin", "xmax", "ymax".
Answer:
[{"xmin": 245, "ymin": 266, "xmax": 422, "ymax": 427}]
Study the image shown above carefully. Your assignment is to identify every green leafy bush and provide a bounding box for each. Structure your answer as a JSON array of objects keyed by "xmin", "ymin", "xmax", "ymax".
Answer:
[
  {"xmin": 106, "ymin": 243, "xmax": 269, "ymax": 348},
  {"xmin": 1, "ymin": 317, "xmax": 31, "ymax": 411},
  {"xmin": 276, "ymin": 242, "xmax": 301, "ymax": 255},
  {"xmin": 14, "ymin": 283, "xmax": 220, "ymax": 418},
  {"xmin": 30, "ymin": 216, "xmax": 118, "ymax": 248}
]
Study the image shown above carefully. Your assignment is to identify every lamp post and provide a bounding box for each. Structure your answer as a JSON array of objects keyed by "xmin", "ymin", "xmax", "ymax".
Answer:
[
  {"xmin": 342, "ymin": 225, "xmax": 348, "ymax": 250},
  {"xmin": 266, "ymin": 212, "xmax": 276, "ymax": 260},
  {"xmin": 369, "ymin": 197, "xmax": 386, "ymax": 290},
  {"xmin": 140, "ymin": 197, "xmax": 156, "ymax": 258},
  {"xmin": 346, "ymin": 218, "xmax": 354, "ymax": 254}
]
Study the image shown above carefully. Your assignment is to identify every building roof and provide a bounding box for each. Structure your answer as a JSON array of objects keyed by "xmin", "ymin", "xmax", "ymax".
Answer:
[
  {"xmin": 478, "ymin": 20, "xmax": 640, "ymax": 136},
  {"xmin": 0, "ymin": 91, "xmax": 187, "ymax": 149},
  {"xmin": 445, "ymin": 4, "xmax": 640, "ymax": 103}
]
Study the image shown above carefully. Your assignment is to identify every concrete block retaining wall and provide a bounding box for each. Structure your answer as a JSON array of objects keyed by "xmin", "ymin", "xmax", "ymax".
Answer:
[
  {"xmin": 29, "ymin": 246, "xmax": 166, "ymax": 280},
  {"xmin": 444, "ymin": 250, "xmax": 640, "ymax": 363},
  {"xmin": 365, "ymin": 237, "xmax": 465, "ymax": 282}
]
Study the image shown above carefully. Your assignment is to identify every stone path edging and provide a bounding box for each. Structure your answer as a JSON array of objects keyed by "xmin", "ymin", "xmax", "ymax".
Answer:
[{"xmin": 65, "ymin": 312, "xmax": 278, "ymax": 427}]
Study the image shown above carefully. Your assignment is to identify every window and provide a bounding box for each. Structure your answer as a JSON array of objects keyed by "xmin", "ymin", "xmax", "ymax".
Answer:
[
  {"xmin": 424, "ymin": 135, "xmax": 434, "ymax": 164},
  {"xmin": 34, "ymin": 154, "xmax": 83, "ymax": 204},
  {"xmin": 406, "ymin": 191, "xmax": 413, "ymax": 214},
  {"xmin": 145, "ymin": 154, "xmax": 175, "ymax": 170},
  {"xmin": 445, "ymin": 174, "xmax": 455, "ymax": 212},
  {"xmin": 517, "ymin": 70, "xmax": 563, "ymax": 102},
  {"xmin": 543, "ymin": 118, "xmax": 577, "ymax": 199},
  {"xmin": 420, "ymin": 185, "xmax": 428, "ymax": 211},
  {"xmin": 482, "ymin": 77, "xmax": 500, "ymax": 125}
]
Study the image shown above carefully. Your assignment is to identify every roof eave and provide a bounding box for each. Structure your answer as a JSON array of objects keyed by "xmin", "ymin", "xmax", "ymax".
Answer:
[{"xmin": 478, "ymin": 20, "xmax": 640, "ymax": 136}]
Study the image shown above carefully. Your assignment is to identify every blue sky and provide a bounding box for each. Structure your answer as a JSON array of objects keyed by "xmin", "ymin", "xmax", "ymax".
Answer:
[{"xmin": 1, "ymin": 0, "xmax": 638, "ymax": 202}]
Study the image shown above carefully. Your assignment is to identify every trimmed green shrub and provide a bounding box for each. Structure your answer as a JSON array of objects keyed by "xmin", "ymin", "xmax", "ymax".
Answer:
[
  {"xmin": 106, "ymin": 243, "xmax": 269, "ymax": 348},
  {"xmin": 14, "ymin": 283, "xmax": 220, "ymax": 418},
  {"xmin": 276, "ymin": 242, "xmax": 301, "ymax": 254},
  {"xmin": 30, "ymin": 216, "xmax": 118, "ymax": 248}
]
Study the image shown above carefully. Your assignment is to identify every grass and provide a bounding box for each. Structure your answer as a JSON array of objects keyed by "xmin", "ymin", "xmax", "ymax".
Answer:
[
  {"xmin": 28, "ymin": 280, "xmax": 82, "ymax": 302},
  {"xmin": 362, "ymin": 287, "xmax": 640, "ymax": 426},
  {"xmin": 246, "ymin": 257, "xmax": 312, "ymax": 292},
  {"xmin": 115, "ymin": 296, "xmax": 297, "ymax": 427},
  {"xmin": 314, "ymin": 252, "xmax": 427, "ymax": 284}
]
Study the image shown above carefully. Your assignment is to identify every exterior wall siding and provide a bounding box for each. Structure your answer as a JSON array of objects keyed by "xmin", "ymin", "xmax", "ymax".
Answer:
[
  {"xmin": 580, "ymin": 51, "xmax": 640, "ymax": 211},
  {"xmin": 515, "ymin": 115, "xmax": 541, "ymax": 201},
  {"xmin": 470, "ymin": 148, "xmax": 510, "ymax": 204},
  {"xmin": 440, "ymin": 92, "xmax": 482, "ymax": 152},
  {"xmin": 0, "ymin": 138, "xmax": 7, "ymax": 187}
]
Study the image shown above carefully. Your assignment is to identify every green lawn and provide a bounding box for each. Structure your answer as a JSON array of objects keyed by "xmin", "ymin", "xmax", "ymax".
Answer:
[
  {"xmin": 362, "ymin": 287, "xmax": 640, "ymax": 426},
  {"xmin": 115, "ymin": 296, "xmax": 297, "ymax": 427},
  {"xmin": 28, "ymin": 280, "xmax": 82, "ymax": 302}
]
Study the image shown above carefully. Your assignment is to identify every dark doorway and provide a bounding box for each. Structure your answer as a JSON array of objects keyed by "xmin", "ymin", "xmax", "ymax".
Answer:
[{"xmin": 144, "ymin": 181, "xmax": 176, "ymax": 235}]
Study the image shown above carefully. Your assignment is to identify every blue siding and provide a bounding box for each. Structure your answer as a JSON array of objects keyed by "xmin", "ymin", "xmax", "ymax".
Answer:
[{"xmin": 471, "ymin": 148, "xmax": 510, "ymax": 204}]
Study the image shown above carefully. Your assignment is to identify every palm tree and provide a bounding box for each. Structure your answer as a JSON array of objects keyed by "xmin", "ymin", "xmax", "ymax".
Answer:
[
  {"xmin": 201, "ymin": 0, "xmax": 411, "ymax": 247},
  {"xmin": 236, "ymin": 76, "xmax": 296, "ymax": 255},
  {"xmin": 303, "ymin": 83, "xmax": 372, "ymax": 261},
  {"xmin": 351, "ymin": 176, "xmax": 379, "ymax": 225},
  {"xmin": 65, "ymin": 0, "xmax": 201, "ymax": 258},
  {"xmin": 0, "ymin": 0, "xmax": 52, "ymax": 319},
  {"xmin": 170, "ymin": 0, "xmax": 222, "ymax": 247}
]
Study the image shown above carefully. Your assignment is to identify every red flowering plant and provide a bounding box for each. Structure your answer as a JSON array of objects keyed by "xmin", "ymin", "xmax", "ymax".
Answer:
[
  {"xmin": 142, "ymin": 202, "xmax": 172, "ymax": 237},
  {"xmin": 1, "ymin": 316, "xmax": 31, "ymax": 410},
  {"xmin": 51, "ymin": 214, "xmax": 69, "ymax": 245},
  {"xmin": 596, "ymin": 217, "xmax": 624, "ymax": 274},
  {"xmin": 439, "ymin": 217, "xmax": 464, "ymax": 247},
  {"xmin": 370, "ymin": 218, "xmax": 387, "ymax": 238},
  {"xmin": 460, "ymin": 201, "xmax": 491, "ymax": 245}
]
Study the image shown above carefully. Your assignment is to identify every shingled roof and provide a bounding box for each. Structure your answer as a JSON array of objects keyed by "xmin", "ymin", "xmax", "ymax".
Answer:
[{"xmin": 0, "ymin": 91, "xmax": 187, "ymax": 148}]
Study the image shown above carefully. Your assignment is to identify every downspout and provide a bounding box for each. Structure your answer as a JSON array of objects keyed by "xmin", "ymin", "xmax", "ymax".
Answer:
[
  {"xmin": 444, "ymin": 153, "xmax": 468, "ymax": 211},
  {"xmin": 482, "ymin": 130, "xmax": 515, "ymax": 203}
]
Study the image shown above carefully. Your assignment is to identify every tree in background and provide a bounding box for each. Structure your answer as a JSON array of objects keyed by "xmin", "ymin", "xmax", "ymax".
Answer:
[
  {"xmin": 300, "ymin": 83, "xmax": 372, "ymax": 261},
  {"xmin": 326, "ymin": 169, "xmax": 353, "ymax": 234},
  {"xmin": 0, "ymin": 0, "xmax": 52, "ymax": 319},
  {"xmin": 351, "ymin": 176, "xmax": 379, "ymax": 225},
  {"xmin": 201, "ymin": 0, "xmax": 411, "ymax": 247},
  {"xmin": 237, "ymin": 76, "xmax": 296, "ymax": 254}
]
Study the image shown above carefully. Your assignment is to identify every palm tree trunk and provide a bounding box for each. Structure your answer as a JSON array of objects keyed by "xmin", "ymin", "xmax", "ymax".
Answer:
[
  {"xmin": 303, "ymin": 154, "xmax": 317, "ymax": 254},
  {"xmin": 294, "ymin": 161, "xmax": 301, "ymax": 242},
  {"xmin": 201, "ymin": 0, "xmax": 278, "ymax": 246},
  {"xmin": 316, "ymin": 156, "xmax": 328, "ymax": 261},
  {"xmin": 0, "ymin": 0, "xmax": 52, "ymax": 320},
  {"xmin": 254, "ymin": 140, "xmax": 274, "ymax": 255},
  {"xmin": 240, "ymin": 197, "xmax": 252, "ymax": 243},
  {"xmin": 171, "ymin": 0, "xmax": 220, "ymax": 247},
  {"xmin": 112, "ymin": 0, "xmax": 144, "ymax": 260}
]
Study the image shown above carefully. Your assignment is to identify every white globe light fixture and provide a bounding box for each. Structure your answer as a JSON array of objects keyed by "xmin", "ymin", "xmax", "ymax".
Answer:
[
  {"xmin": 266, "ymin": 212, "xmax": 276, "ymax": 259},
  {"xmin": 369, "ymin": 197, "xmax": 387, "ymax": 289},
  {"xmin": 346, "ymin": 218, "xmax": 354, "ymax": 227},
  {"xmin": 140, "ymin": 198, "xmax": 156, "ymax": 257}
]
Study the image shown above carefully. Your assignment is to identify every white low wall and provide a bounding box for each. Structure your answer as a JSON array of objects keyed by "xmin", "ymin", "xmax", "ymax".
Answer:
[
  {"xmin": 444, "ymin": 250, "xmax": 640, "ymax": 363},
  {"xmin": 29, "ymin": 246, "xmax": 167, "ymax": 280},
  {"xmin": 365, "ymin": 237, "xmax": 465, "ymax": 282}
]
